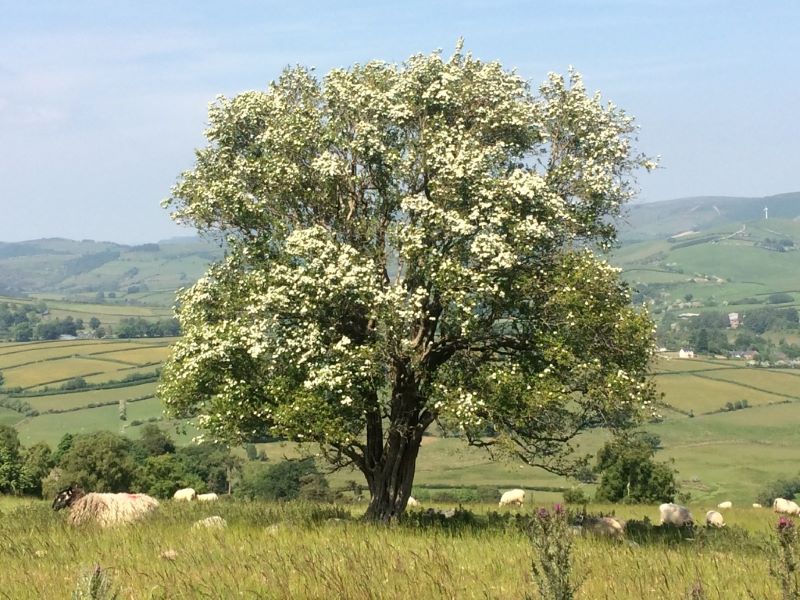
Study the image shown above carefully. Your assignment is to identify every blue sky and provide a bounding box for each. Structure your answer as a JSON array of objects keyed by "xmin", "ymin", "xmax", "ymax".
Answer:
[{"xmin": 1, "ymin": 0, "xmax": 797, "ymax": 243}]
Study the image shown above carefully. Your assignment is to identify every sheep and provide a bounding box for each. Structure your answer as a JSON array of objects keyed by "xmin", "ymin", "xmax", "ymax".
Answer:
[
  {"xmin": 752, "ymin": 503, "xmax": 762, "ymax": 508},
  {"xmin": 773, "ymin": 498, "xmax": 800, "ymax": 515},
  {"xmin": 406, "ymin": 496, "xmax": 420, "ymax": 508},
  {"xmin": 52, "ymin": 485, "xmax": 159, "ymax": 527},
  {"xmin": 586, "ymin": 516, "xmax": 626, "ymax": 538},
  {"xmin": 717, "ymin": 501, "xmax": 732, "ymax": 509},
  {"xmin": 499, "ymin": 488, "xmax": 525, "ymax": 508},
  {"xmin": 193, "ymin": 516, "xmax": 227, "ymax": 529},
  {"xmin": 173, "ymin": 487, "xmax": 197, "ymax": 502},
  {"xmin": 197, "ymin": 493, "xmax": 219, "ymax": 502},
  {"xmin": 659, "ymin": 503, "xmax": 694, "ymax": 527},
  {"xmin": 706, "ymin": 510, "xmax": 725, "ymax": 528}
]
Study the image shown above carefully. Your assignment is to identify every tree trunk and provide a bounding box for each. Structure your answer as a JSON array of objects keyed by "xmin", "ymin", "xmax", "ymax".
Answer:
[
  {"xmin": 363, "ymin": 430, "xmax": 423, "ymax": 522},
  {"xmin": 361, "ymin": 361, "xmax": 430, "ymax": 522}
]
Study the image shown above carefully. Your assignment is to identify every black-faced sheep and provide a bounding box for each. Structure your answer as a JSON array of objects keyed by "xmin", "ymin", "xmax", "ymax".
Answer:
[{"xmin": 52, "ymin": 485, "xmax": 159, "ymax": 527}]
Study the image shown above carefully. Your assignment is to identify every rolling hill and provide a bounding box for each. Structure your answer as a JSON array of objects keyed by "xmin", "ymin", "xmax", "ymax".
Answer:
[
  {"xmin": 1, "ymin": 193, "xmax": 800, "ymax": 504},
  {"xmin": 620, "ymin": 191, "xmax": 800, "ymax": 242},
  {"xmin": 0, "ymin": 236, "xmax": 224, "ymax": 306}
]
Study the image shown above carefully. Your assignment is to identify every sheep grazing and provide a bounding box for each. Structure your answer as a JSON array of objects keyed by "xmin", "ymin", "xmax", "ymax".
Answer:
[
  {"xmin": 173, "ymin": 488, "xmax": 197, "ymax": 502},
  {"xmin": 197, "ymin": 493, "xmax": 219, "ymax": 502},
  {"xmin": 193, "ymin": 516, "xmax": 227, "ymax": 529},
  {"xmin": 773, "ymin": 498, "xmax": 800, "ymax": 516},
  {"xmin": 406, "ymin": 496, "xmax": 420, "ymax": 508},
  {"xmin": 586, "ymin": 516, "xmax": 626, "ymax": 538},
  {"xmin": 706, "ymin": 510, "xmax": 725, "ymax": 528},
  {"xmin": 752, "ymin": 503, "xmax": 763, "ymax": 509},
  {"xmin": 717, "ymin": 501, "xmax": 732, "ymax": 509},
  {"xmin": 499, "ymin": 488, "xmax": 525, "ymax": 508},
  {"xmin": 52, "ymin": 485, "xmax": 159, "ymax": 527},
  {"xmin": 659, "ymin": 503, "xmax": 694, "ymax": 527}
]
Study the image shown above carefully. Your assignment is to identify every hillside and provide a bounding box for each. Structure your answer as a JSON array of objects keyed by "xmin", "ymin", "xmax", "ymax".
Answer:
[
  {"xmin": 620, "ymin": 191, "xmax": 800, "ymax": 242},
  {"xmin": 0, "ymin": 237, "xmax": 224, "ymax": 306}
]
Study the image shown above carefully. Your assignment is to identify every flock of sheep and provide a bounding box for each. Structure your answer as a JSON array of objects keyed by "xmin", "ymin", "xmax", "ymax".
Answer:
[
  {"xmin": 51, "ymin": 483, "xmax": 798, "ymax": 535},
  {"xmin": 51, "ymin": 485, "xmax": 221, "ymax": 528}
]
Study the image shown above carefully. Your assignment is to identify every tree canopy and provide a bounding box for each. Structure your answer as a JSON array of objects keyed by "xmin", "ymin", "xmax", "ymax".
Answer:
[{"xmin": 160, "ymin": 44, "xmax": 657, "ymax": 520}]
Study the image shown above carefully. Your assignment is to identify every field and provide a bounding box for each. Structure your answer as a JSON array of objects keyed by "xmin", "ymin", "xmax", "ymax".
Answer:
[
  {"xmin": 0, "ymin": 338, "xmax": 175, "ymax": 446},
  {"xmin": 0, "ymin": 498, "xmax": 792, "ymax": 599},
  {"xmin": 3, "ymin": 340, "xmax": 800, "ymax": 505}
]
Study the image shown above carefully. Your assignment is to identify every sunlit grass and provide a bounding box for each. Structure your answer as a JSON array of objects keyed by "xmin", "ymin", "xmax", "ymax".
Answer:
[{"xmin": 0, "ymin": 499, "xmax": 787, "ymax": 599}]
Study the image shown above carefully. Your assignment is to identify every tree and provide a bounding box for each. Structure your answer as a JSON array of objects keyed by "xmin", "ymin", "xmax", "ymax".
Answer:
[
  {"xmin": 52, "ymin": 433, "xmax": 74, "ymax": 464},
  {"xmin": 58, "ymin": 432, "xmax": 137, "ymax": 492},
  {"xmin": 160, "ymin": 45, "xmax": 657, "ymax": 521},
  {"xmin": 20, "ymin": 442, "xmax": 54, "ymax": 496},
  {"xmin": 236, "ymin": 458, "xmax": 320, "ymax": 500},
  {"xmin": 0, "ymin": 425, "xmax": 24, "ymax": 494},
  {"xmin": 695, "ymin": 328, "xmax": 709, "ymax": 354},
  {"xmin": 594, "ymin": 434, "xmax": 677, "ymax": 504},
  {"xmin": 89, "ymin": 317, "xmax": 101, "ymax": 330},
  {"xmin": 136, "ymin": 424, "xmax": 176, "ymax": 457},
  {"xmin": 135, "ymin": 454, "xmax": 203, "ymax": 498}
]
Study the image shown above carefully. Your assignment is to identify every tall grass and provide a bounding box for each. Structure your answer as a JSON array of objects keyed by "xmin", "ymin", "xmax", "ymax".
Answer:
[{"xmin": 0, "ymin": 500, "xmax": 787, "ymax": 599}]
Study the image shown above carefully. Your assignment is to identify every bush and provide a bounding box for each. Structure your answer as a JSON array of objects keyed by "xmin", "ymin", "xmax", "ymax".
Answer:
[
  {"xmin": 768, "ymin": 293, "xmax": 795, "ymax": 305},
  {"xmin": 594, "ymin": 433, "xmax": 677, "ymax": 504},
  {"xmin": 236, "ymin": 458, "xmax": 321, "ymax": 501},
  {"xmin": 563, "ymin": 487, "xmax": 590, "ymax": 505},
  {"xmin": 758, "ymin": 475, "xmax": 800, "ymax": 506}
]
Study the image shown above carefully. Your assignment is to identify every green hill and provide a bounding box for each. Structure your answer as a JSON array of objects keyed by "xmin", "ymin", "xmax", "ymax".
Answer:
[
  {"xmin": 621, "ymin": 191, "xmax": 800, "ymax": 242},
  {"xmin": 0, "ymin": 237, "xmax": 224, "ymax": 306}
]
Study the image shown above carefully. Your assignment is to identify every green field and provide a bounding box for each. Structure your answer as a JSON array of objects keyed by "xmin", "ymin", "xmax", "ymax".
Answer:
[
  {"xmin": 0, "ymin": 499, "xmax": 791, "ymax": 599},
  {"xmin": 2, "ymin": 339, "xmax": 800, "ymax": 505}
]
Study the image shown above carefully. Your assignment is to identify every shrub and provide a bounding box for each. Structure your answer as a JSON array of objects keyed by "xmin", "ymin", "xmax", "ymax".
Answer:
[
  {"xmin": 562, "ymin": 487, "xmax": 590, "ymax": 505},
  {"xmin": 236, "ymin": 458, "xmax": 320, "ymax": 501}
]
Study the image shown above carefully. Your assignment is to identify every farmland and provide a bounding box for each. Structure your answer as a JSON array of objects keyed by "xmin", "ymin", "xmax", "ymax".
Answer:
[{"xmin": 4, "ymin": 337, "xmax": 798, "ymax": 506}]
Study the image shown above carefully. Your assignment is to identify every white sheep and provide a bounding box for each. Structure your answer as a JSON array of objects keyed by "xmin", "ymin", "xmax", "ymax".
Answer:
[
  {"xmin": 659, "ymin": 503, "xmax": 694, "ymax": 526},
  {"xmin": 406, "ymin": 496, "xmax": 420, "ymax": 508},
  {"xmin": 173, "ymin": 487, "xmax": 197, "ymax": 502},
  {"xmin": 499, "ymin": 488, "xmax": 525, "ymax": 508},
  {"xmin": 193, "ymin": 516, "xmax": 227, "ymax": 529},
  {"xmin": 705, "ymin": 510, "xmax": 725, "ymax": 528},
  {"xmin": 773, "ymin": 498, "xmax": 800, "ymax": 515},
  {"xmin": 717, "ymin": 501, "xmax": 732, "ymax": 509},
  {"xmin": 752, "ymin": 503, "xmax": 762, "ymax": 508},
  {"xmin": 52, "ymin": 485, "xmax": 159, "ymax": 527},
  {"xmin": 586, "ymin": 516, "xmax": 626, "ymax": 538},
  {"xmin": 197, "ymin": 493, "xmax": 219, "ymax": 502}
]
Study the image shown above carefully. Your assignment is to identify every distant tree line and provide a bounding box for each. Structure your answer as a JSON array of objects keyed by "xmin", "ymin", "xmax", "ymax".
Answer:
[
  {"xmin": 115, "ymin": 317, "xmax": 180, "ymax": 338},
  {"xmin": 0, "ymin": 301, "xmax": 178, "ymax": 342},
  {"xmin": 0, "ymin": 424, "xmax": 333, "ymax": 502}
]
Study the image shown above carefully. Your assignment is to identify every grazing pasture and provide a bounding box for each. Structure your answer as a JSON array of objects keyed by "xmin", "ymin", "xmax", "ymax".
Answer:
[{"xmin": 0, "ymin": 500, "xmax": 788, "ymax": 599}]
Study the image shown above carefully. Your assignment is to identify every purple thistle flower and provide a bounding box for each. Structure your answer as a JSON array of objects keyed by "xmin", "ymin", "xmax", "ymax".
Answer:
[
  {"xmin": 537, "ymin": 507, "xmax": 550, "ymax": 520},
  {"xmin": 553, "ymin": 503, "xmax": 564, "ymax": 515},
  {"xmin": 778, "ymin": 516, "xmax": 794, "ymax": 532}
]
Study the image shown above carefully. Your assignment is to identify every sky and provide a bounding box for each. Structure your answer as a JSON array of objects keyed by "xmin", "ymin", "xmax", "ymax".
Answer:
[{"xmin": 1, "ymin": 0, "xmax": 798, "ymax": 244}]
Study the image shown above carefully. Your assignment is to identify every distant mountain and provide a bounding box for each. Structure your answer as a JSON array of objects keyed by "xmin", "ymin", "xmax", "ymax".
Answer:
[
  {"xmin": 619, "ymin": 192, "xmax": 800, "ymax": 242},
  {"xmin": 0, "ymin": 237, "xmax": 224, "ymax": 305}
]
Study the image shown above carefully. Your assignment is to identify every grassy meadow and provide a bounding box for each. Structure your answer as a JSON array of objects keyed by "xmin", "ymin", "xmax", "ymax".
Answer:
[{"xmin": 0, "ymin": 497, "xmax": 791, "ymax": 600}]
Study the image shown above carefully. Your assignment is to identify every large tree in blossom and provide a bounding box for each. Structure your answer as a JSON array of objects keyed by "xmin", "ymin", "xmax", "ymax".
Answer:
[{"xmin": 160, "ymin": 44, "xmax": 658, "ymax": 521}]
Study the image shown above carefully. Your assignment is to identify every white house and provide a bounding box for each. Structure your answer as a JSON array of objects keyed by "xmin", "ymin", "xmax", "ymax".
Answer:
[{"xmin": 678, "ymin": 348, "xmax": 695, "ymax": 359}]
